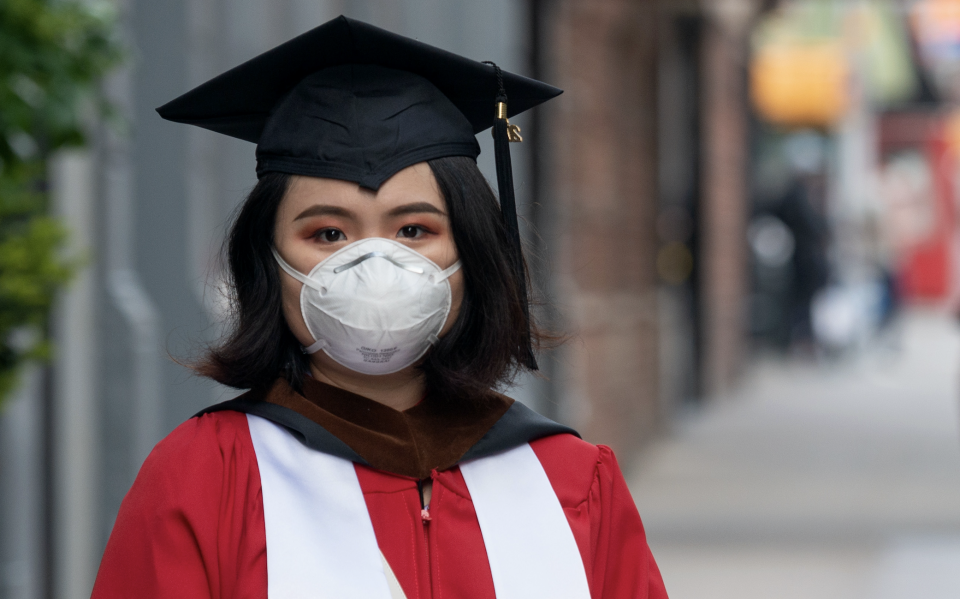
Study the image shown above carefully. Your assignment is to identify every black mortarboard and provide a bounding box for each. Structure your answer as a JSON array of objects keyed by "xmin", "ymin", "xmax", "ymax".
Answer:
[{"xmin": 157, "ymin": 15, "xmax": 561, "ymax": 369}]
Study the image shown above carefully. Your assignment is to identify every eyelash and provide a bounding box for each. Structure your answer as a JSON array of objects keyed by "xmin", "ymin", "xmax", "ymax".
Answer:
[
  {"xmin": 310, "ymin": 224, "xmax": 431, "ymax": 243},
  {"xmin": 398, "ymin": 225, "xmax": 428, "ymax": 239},
  {"xmin": 312, "ymin": 228, "xmax": 345, "ymax": 243}
]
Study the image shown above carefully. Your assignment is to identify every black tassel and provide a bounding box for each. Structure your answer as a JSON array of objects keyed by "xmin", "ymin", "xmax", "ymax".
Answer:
[{"xmin": 484, "ymin": 62, "xmax": 538, "ymax": 370}]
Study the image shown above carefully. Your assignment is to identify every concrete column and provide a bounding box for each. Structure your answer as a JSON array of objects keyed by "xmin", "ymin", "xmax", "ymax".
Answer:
[
  {"xmin": 546, "ymin": 0, "xmax": 662, "ymax": 459},
  {"xmin": 0, "ymin": 368, "xmax": 43, "ymax": 599},
  {"xmin": 184, "ymin": 0, "xmax": 226, "ymax": 320},
  {"xmin": 698, "ymin": 0, "xmax": 754, "ymax": 396},
  {"xmin": 97, "ymin": 0, "xmax": 163, "ymax": 538},
  {"xmin": 50, "ymin": 151, "xmax": 100, "ymax": 599}
]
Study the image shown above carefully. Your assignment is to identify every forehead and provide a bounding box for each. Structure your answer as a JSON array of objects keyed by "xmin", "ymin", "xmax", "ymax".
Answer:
[{"xmin": 281, "ymin": 162, "xmax": 444, "ymax": 214}]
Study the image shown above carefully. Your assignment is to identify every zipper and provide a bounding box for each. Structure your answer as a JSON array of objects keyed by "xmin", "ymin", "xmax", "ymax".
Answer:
[{"xmin": 417, "ymin": 472, "xmax": 437, "ymax": 597}]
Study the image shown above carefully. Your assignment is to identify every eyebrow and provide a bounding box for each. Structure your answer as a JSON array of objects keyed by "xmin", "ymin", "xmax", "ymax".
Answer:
[
  {"xmin": 292, "ymin": 201, "xmax": 446, "ymax": 221},
  {"xmin": 386, "ymin": 202, "xmax": 446, "ymax": 218},
  {"xmin": 293, "ymin": 205, "xmax": 354, "ymax": 220}
]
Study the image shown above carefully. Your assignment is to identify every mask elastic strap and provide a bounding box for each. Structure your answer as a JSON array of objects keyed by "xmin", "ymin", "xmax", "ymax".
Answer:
[
  {"xmin": 272, "ymin": 248, "xmax": 325, "ymax": 293},
  {"xmin": 432, "ymin": 260, "xmax": 462, "ymax": 283},
  {"xmin": 302, "ymin": 338, "xmax": 328, "ymax": 355}
]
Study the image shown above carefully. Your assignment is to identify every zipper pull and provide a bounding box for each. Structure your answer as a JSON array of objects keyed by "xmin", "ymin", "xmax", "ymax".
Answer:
[{"xmin": 417, "ymin": 479, "xmax": 432, "ymax": 522}]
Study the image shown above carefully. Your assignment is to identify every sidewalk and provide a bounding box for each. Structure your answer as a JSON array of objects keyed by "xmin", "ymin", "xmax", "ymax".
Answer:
[{"xmin": 629, "ymin": 309, "xmax": 960, "ymax": 599}]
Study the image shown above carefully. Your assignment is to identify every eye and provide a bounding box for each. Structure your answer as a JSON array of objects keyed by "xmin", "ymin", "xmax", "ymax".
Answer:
[
  {"xmin": 398, "ymin": 225, "xmax": 426, "ymax": 239},
  {"xmin": 313, "ymin": 228, "xmax": 345, "ymax": 243}
]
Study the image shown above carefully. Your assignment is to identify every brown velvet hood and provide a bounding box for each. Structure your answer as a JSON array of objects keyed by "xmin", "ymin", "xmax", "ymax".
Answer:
[{"xmin": 198, "ymin": 378, "xmax": 577, "ymax": 479}]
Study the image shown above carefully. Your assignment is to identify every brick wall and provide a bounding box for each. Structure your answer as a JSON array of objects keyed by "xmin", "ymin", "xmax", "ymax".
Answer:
[
  {"xmin": 544, "ymin": 0, "xmax": 662, "ymax": 460},
  {"xmin": 540, "ymin": 0, "xmax": 756, "ymax": 459}
]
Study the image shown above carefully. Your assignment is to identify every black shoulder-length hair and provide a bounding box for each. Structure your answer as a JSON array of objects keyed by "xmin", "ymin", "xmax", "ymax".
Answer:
[{"xmin": 195, "ymin": 156, "xmax": 541, "ymax": 402}]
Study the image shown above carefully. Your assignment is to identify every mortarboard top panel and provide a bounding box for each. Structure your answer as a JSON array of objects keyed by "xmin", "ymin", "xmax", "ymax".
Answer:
[{"xmin": 156, "ymin": 15, "xmax": 562, "ymax": 144}]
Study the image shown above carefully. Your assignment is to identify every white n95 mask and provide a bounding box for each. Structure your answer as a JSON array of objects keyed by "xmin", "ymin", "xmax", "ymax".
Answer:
[{"xmin": 272, "ymin": 238, "xmax": 461, "ymax": 375}]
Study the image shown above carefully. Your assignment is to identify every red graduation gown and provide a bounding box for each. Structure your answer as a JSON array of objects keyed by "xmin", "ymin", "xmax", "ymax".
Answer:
[{"xmin": 91, "ymin": 409, "xmax": 668, "ymax": 599}]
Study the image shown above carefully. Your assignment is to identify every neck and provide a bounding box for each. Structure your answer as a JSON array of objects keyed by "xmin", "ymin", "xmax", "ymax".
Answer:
[{"xmin": 308, "ymin": 355, "xmax": 426, "ymax": 412}]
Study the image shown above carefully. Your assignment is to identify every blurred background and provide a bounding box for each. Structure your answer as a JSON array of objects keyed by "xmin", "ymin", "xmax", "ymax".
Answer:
[{"xmin": 1, "ymin": 0, "xmax": 960, "ymax": 597}]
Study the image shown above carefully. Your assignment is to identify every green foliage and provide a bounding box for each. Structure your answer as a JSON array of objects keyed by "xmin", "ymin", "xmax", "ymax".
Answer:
[{"xmin": 0, "ymin": 0, "xmax": 122, "ymax": 405}]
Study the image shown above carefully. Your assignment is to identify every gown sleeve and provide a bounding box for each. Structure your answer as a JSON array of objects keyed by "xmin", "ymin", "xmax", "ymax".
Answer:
[
  {"xmin": 90, "ymin": 411, "xmax": 267, "ymax": 599},
  {"xmin": 589, "ymin": 445, "xmax": 668, "ymax": 599}
]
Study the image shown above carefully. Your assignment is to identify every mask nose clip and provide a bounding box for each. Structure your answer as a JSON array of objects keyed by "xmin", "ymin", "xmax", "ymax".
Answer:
[{"xmin": 334, "ymin": 251, "xmax": 425, "ymax": 274}]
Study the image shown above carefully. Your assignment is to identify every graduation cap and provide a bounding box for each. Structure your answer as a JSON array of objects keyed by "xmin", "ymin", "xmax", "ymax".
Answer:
[{"xmin": 157, "ymin": 15, "xmax": 560, "ymax": 370}]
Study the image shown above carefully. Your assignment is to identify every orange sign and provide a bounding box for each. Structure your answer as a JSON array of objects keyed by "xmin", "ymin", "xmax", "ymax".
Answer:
[{"xmin": 751, "ymin": 41, "xmax": 849, "ymax": 127}]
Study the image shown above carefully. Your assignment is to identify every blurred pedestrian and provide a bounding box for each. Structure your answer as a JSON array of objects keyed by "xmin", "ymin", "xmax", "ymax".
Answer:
[{"xmin": 89, "ymin": 16, "xmax": 667, "ymax": 599}]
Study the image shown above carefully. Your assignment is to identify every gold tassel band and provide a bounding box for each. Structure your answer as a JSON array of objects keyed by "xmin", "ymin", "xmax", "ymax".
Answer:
[{"xmin": 493, "ymin": 101, "xmax": 522, "ymax": 142}]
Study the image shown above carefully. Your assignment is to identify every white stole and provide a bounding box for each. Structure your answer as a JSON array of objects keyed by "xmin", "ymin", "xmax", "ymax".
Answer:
[
  {"xmin": 460, "ymin": 444, "xmax": 592, "ymax": 599},
  {"xmin": 246, "ymin": 414, "xmax": 591, "ymax": 598}
]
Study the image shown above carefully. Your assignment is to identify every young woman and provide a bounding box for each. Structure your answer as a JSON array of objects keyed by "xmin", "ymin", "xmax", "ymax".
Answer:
[{"xmin": 91, "ymin": 16, "xmax": 668, "ymax": 599}]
